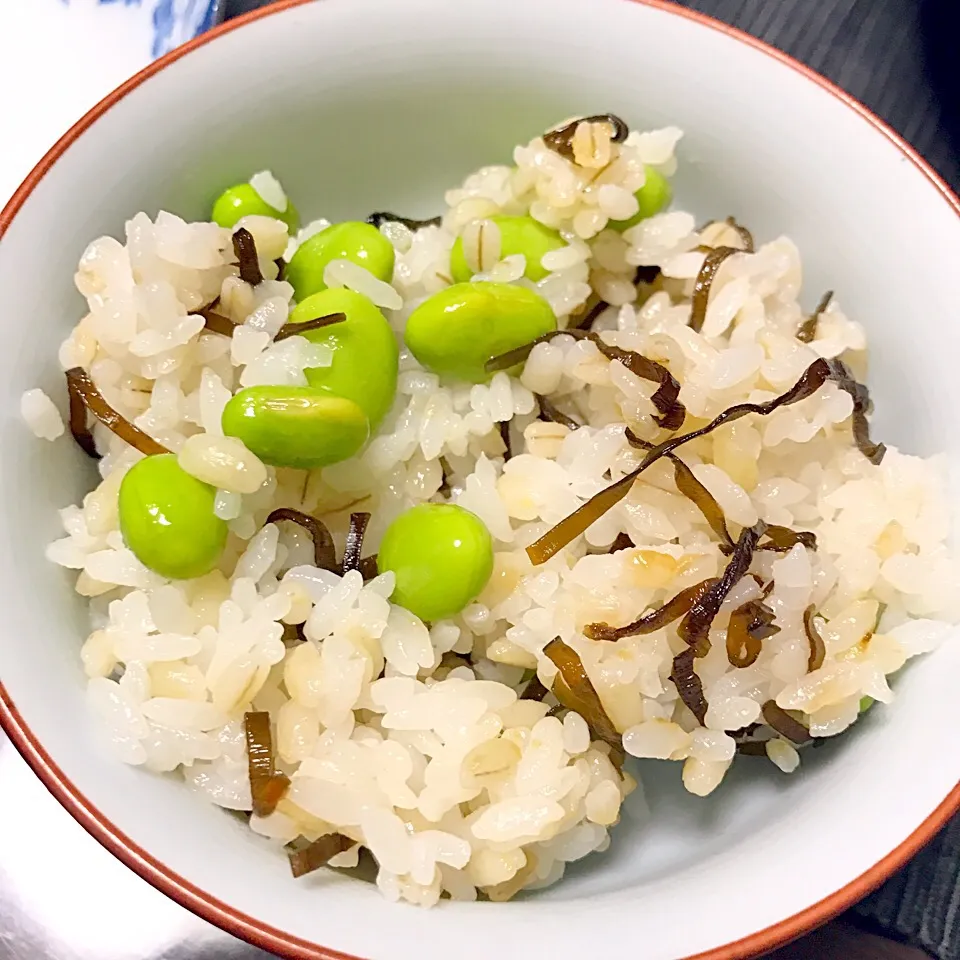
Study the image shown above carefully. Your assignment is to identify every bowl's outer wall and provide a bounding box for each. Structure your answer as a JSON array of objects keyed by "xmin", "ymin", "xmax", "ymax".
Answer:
[{"xmin": 1, "ymin": 1, "xmax": 960, "ymax": 959}]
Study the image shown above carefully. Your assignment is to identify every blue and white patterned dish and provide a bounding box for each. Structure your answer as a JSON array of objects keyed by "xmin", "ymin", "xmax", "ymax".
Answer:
[
  {"xmin": 60, "ymin": 0, "xmax": 226, "ymax": 58},
  {"xmin": 1, "ymin": 0, "xmax": 226, "ymax": 206}
]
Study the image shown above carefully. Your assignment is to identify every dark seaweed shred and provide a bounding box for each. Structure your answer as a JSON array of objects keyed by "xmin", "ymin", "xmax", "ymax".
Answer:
[
  {"xmin": 526, "ymin": 357, "xmax": 861, "ymax": 565},
  {"xmin": 543, "ymin": 114, "xmax": 629, "ymax": 161},
  {"xmin": 282, "ymin": 622, "xmax": 307, "ymax": 646},
  {"xmin": 626, "ymin": 428, "xmax": 732, "ymax": 548},
  {"xmin": 341, "ymin": 512, "xmax": 371, "ymax": 574},
  {"xmin": 757, "ymin": 525, "xmax": 818, "ymax": 553},
  {"xmin": 274, "ymin": 312, "xmax": 347, "ymax": 342},
  {"xmin": 274, "ymin": 258, "xmax": 285, "ymax": 281},
  {"xmin": 488, "ymin": 329, "xmax": 684, "ymax": 431},
  {"xmin": 607, "ymin": 532, "xmax": 635, "ymax": 554},
  {"xmin": 568, "ymin": 296, "xmax": 609, "ymax": 331},
  {"xmin": 825, "ymin": 357, "xmax": 886, "ymax": 464},
  {"xmin": 357, "ymin": 555, "xmax": 379, "ymax": 581},
  {"xmin": 670, "ymin": 648, "xmax": 708, "ymax": 725},
  {"xmin": 796, "ymin": 290, "xmax": 834, "ymax": 344},
  {"xmin": 689, "ymin": 246, "xmax": 741, "ymax": 333},
  {"xmin": 587, "ymin": 338, "xmax": 684, "ymax": 431},
  {"xmin": 537, "ymin": 394, "xmax": 582, "ymax": 430},
  {"xmin": 65, "ymin": 367, "xmax": 169, "ymax": 459},
  {"xmin": 243, "ymin": 711, "xmax": 290, "ymax": 818},
  {"xmin": 265, "ymin": 508, "xmax": 338, "ymax": 572},
  {"xmin": 700, "ymin": 217, "xmax": 755, "ymax": 253},
  {"xmin": 194, "ymin": 302, "xmax": 240, "ymax": 338},
  {"xmin": 724, "ymin": 217, "xmax": 755, "ymax": 253},
  {"xmin": 761, "ymin": 700, "xmax": 812, "ymax": 745},
  {"xmin": 499, "ymin": 420, "xmax": 513, "ymax": 461},
  {"xmin": 726, "ymin": 599, "xmax": 780, "ymax": 668},
  {"xmin": 233, "ymin": 227, "xmax": 263, "ymax": 286},
  {"xmin": 634, "ymin": 265, "xmax": 662, "ymax": 285},
  {"xmin": 678, "ymin": 524, "xmax": 765, "ymax": 658},
  {"xmin": 365, "ymin": 212, "xmax": 443, "ymax": 231},
  {"xmin": 737, "ymin": 741, "xmax": 770, "ymax": 756},
  {"xmin": 543, "ymin": 638, "xmax": 619, "ymax": 744},
  {"xmin": 520, "ymin": 674, "xmax": 550, "ymax": 702},
  {"xmin": 804, "ymin": 605, "xmax": 826, "ymax": 672},
  {"xmin": 66, "ymin": 370, "xmax": 100, "ymax": 458},
  {"xmin": 585, "ymin": 578, "xmax": 718, "ymax": 642},
  {"xmin": 288, "ymin": 833, "xmax": 355, "ymax": 879}
]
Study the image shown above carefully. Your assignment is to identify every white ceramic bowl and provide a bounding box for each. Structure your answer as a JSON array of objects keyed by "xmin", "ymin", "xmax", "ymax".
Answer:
[{"xmin": 2, "ymin": 1, "xmax": 959, "ymax": 958}]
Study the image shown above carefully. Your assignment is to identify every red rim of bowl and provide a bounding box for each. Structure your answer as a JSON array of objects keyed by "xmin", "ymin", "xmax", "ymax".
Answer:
[{"xmin": 1, "ymin": 1, "xmax": 959, "ymax": 958}]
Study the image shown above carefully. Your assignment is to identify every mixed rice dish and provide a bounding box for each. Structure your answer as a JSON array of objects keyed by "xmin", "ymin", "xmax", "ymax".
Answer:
[{"xmin": 21, "ymin": 115, "xmax": 959, "ymax": 905}]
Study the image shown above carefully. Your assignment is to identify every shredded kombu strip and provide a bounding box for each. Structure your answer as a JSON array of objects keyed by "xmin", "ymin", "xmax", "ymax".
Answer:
[
  {"xmin": 670, "ymin": 648, "xmax": 708, "ymax": 725},
  {"xmin": 194, "ymin": 302, "xmax": 240, "ymax": 338},
  {"xmin": 192, "ymin": 303, "xmax": 346, "ymax": 343},
  {"xmin": 357, "ymin": 555, "xmax": 379, "ymax": 581},
  {"xmin": 625, "ymin": 428, "xmax": 733, "ymax": 548},
  {"xmin": 585, "ymin": 578, "xmax": 718, "ymax": 642},
  {"xmin": 796, "ymin": 290, "xmax": 835, "ymax": 344},
  {"xmin": 568, "ymin": 296, "xmax": 609, "ymax": 331},
  {"xmin": 804, "ymin": 605, "xmax": 827, "ymax": 672},
  {"xmin": 826, "ymin": 357, "xmax": 886, "ymax": 464},
  {"xmin": 732, "ymin": 721, "xmax": 772, "ymax": 756},
  {"xmin": 700, "ymin": 217, "xmax": 755, "ymax": 253},
  {"xmin": 519, "ymin": 674, "xmax": 550, "ymax": 702},
  {"xmin": 607, "ymin": 532, "xmax": 635, "ymax": 553},
  {"xmin": 488, "ymin": 329, "xmax": 684, "ymax": 430},
  {"xmin": 274, "ymin": 312, "xmax": 347, "ymax": 342},
  {"xmin": 689, "ymin": 246, "xmax": 741, "ymax": 333},
  {"xmin": 282, "ymin": 622, "xmax": 307, "ymax": 645},
  {"xmin": 365, "ymin": 212, "xmax": 443, "ymax": 230},
  {"xmin": 757, "ymin": 525, "xmax": 818, "ymax": 553},
  {"xmin": 634, "ymin": 265, "xmax": 662, "ymax": 285},
  {"xmin": 761, "ymin": 700, "xmax": 812, "ymax": 745},
  {"xmin": 678, "ymin": 523, "xmax": 765, "ymax": 658},
  {"xmin": 526, "ymin": 357, "xmax": 882, "ymax": 565},
  {"xmin": 66, "ymin": 367, "xmax": 169, "ymax": 459},
  {"xmin": 243, "ymin": 711, "xmax": 290, "ymax": 818},
  {"xmin": 499, "ymin": 420, "xmax": 513, "ymax": 461},
  {"xmin": 265, "ymin": 508, "xmax": 338, "ymax": 571},
  {"xmin": 341, "ymin": 512, "xmax": 371, "ymax": 574},
  {"xmin": 233, "ymin": 227, "xmax": 263, "ymax": 286},
  {"xmin": 723, "ymin": 217, "xmax": 755, "ymax": 253},
  {"xmin": 66, "ymin": 370, "xmax": 100, "ymax": 458},
  {"xmin": 726, "ymin": 599, "xmax": 780, "ymax": 668},
  {"xmin": 543, "ymin": 638, "xmax": 620, "ymax": 744},
  {"xmin": 537, "ymin": 394, "xmax": 582, "ymax": 431},
  {"xmin": 288, "ymin": 833, "xmax": 355, "ymax": 879},
  {"xmin": 543, "ymin": 114, "xmax": 629, "ymax": 161},
  {"xmin": 588, "ymin": 337, "xmax": 685, "ymax": 431}
]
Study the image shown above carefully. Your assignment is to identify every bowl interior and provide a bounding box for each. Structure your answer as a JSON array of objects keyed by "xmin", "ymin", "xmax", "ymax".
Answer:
[{"xmin": 1, "ymin": 1, "xmax": 960, "ymax": 958}]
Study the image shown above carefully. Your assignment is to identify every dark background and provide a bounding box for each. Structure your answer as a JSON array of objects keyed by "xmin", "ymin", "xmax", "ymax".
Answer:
[{"xmin": 222, "ymin": 2, "xmax": 960, "ymax": 956}]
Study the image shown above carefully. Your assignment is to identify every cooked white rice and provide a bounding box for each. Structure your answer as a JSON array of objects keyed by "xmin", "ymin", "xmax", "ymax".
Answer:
[{"xmin": 29, "ymin": 119, "xmax": 959, "ymax": 906}]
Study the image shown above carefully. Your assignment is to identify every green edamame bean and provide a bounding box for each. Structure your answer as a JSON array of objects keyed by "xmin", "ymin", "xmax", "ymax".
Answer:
[
  {"xmin": 608, "ymin": 166, "xmax": 673, "ymax": 232},
  {"xmin": 285, "ymin": 221, "xmax": 395, "ymax": 302},
  {"xmin": 377, "ymin": 503, "xmax": 494, "ymax": 621},
  {"xmin": 859, "ymin": 696, "xmax": 875, "ymax": 714},
  {"xmin": 404, "ymin": 281, "xmax": 557, "ymax": 383},
  {"xmin": 450, "ymin": 215, "xmax": 565, "ymax": 283},
  {"xmin": 222, "ymin": 386, "xmax": 369, "ymax": 469},
  {"xmin": 118, "ymin": 454, "xmax": 227, "ymax": 580},
  {"xmin": 212, "ymin": 183, "xmax": 299, "ymax": 232},
  {"xmin": 286, "ymin": 289, "xmax": 399, "ymax": 428}
]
